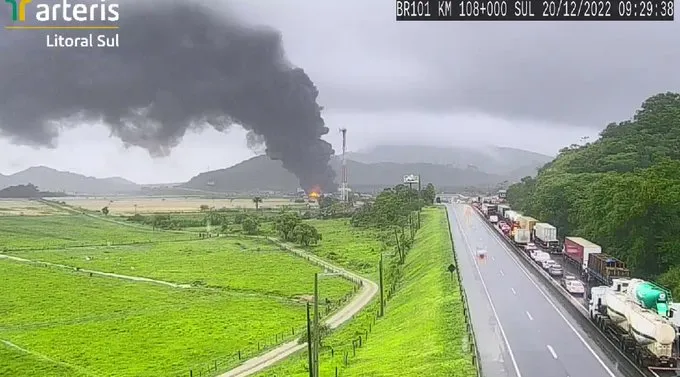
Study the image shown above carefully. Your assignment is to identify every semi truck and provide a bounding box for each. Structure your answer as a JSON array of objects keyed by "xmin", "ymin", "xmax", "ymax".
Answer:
[
  {"xmin": 563, "ymin": 236, "xmax": 601, "ymax": 274},
  {"xmin": 470, "ymin": 203, "xmax": 680, "ymax": 370},
  {"xmin": 587, "ymin": 253, "xmax": 630, "ymax": 286},
  {"xmin": 589, "ymin": 278, "xmax": 678, "ymax": 368},
  {"xmin": 505, "ymin": 210, "xmax": 522, "ymax": 224},
  {"xmin": 497, "ymin": 204, "xmax": 510, "ymax": 219},
  {"xmin": 512, "ymin": 227, "xmax": 531, "ymax": 245},
  {"xmin": 518, "ymin": 216, "xmax": 538, "ymax": 233},
  {"xmin": 481, "ymin": 203, "xmax": 498, "ymax": 217},
  {"xmin": 533, "ymin": 222, "xmax": 559, "ymax": 253}
]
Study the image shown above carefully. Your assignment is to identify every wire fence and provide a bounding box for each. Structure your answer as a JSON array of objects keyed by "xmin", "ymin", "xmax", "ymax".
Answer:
[
  {"xmin": 177, "ymin": 286, "xmax": 360, "ymax": 376},
  {"xmin": 284, "ymin": 211, "xmax": 422, "ymax": 376},
  {"xmin": 180, "ymin": 210, "xmax": 423, "ymax": 377},
  {"xmin": 444, "ymin": 206, "xmax": 483, "ymax": 377}
]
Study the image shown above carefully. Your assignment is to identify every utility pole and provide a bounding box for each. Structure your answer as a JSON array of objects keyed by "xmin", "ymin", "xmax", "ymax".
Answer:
[
  {"xmin": 313, "ymin": 273, "xmax": 320, "ymax": 377},
  {"xmin": 306, "ymin": 303, "xmax": 314, "ymax": 377},
  {"xmin": 379, "ymin": 254, "xmax": 385, "ymax": 317}
]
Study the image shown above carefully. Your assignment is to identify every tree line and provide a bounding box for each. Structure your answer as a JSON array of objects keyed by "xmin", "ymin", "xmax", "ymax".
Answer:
[{"xmin": 505, "ymin": 93, "xmax": 680, "ymax": 295}]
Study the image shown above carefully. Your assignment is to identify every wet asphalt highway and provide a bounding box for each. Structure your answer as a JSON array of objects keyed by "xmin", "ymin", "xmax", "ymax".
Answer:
[{"xmin": 446, "ymin": 203, "xmax": 644, "ymax": 377}]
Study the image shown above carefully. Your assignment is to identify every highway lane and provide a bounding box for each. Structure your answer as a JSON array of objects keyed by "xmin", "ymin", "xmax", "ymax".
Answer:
[{"xmin": 447, "ymin": 203, "xmax": 642, "ymax": 377}]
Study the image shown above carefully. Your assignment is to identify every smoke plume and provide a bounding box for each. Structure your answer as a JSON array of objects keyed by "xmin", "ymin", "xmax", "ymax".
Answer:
[{"xmin": 0, "ymin": 0, "xmax": 337, "ymax": 192}]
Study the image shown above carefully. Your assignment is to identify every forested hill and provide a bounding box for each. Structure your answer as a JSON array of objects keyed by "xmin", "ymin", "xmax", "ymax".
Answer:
[{"xmin": 506, "ymin": 93, "xmax": 680, "ymax": 294}]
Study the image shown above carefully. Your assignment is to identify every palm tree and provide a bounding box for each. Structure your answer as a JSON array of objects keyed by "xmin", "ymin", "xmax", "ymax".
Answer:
[{"xmin": 253, "ymin": 197, "xmax": 263, "ymax": 211}]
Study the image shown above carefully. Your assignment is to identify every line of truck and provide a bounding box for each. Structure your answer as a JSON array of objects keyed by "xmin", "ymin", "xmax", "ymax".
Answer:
[{"xmin": 472, "ymin": 194, "xmax": 680, "ymax": 375}]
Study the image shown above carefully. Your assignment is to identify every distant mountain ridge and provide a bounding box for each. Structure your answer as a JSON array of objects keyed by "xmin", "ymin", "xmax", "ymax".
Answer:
[
  {"xmin": 183, "ymin": 155, "xmax": 506, "ymax": 192},
  {"xmin": 4, "ymin": 145, "xmax": 553, "ymax": 194},
  {"xmin": 346, "ymin": 145, "xmax": 553, "ymax": 174},
  {"xmin": 0, "ymin": 166, "xmax": 140, "ymax": 194}
]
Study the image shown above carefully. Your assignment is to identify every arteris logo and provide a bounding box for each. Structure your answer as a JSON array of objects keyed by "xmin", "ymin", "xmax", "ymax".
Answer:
[{"xmin": 5, "ymin": 0, "xmax": 119, "ymax": 23}]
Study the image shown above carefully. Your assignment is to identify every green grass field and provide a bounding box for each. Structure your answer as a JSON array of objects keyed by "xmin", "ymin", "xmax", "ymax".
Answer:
[
  {"xmin": 304, "ymin": 219, "xmax": 386, "ymax": 278},
  {"xmin": 0, "ymin": 206, "xmax": 375, "ymax": 377},
  {"xmin": 9, "ymin": 237, "xmax": 354, "ymax": 301},
  {"xmin": 0, "ymin": 260, "xmax": 306, "ymax": 377},
  {"xmin": 0, "ymin": 341, "xmax": 89, "ymax": 377},
  {"xmin": 256, "ymin": 207, "xmax": 476, "ymax": 377},
  {"xmin": 0, "ymin": 215, "xmax": 193, "ymax": 251}
]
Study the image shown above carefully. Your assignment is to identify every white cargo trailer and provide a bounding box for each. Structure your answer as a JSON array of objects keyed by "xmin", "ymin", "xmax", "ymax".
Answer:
[
  {"xmin": 513, "ymin": 228, "xmax": 530, "ymax": 245},
  {"xmin": 533, "ymin": 223, "xmax": 559, "ymax": 252}
]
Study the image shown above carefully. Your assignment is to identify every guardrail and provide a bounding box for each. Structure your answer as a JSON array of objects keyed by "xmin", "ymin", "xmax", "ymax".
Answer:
[
  {"xmin": 468, "ymin": 205, "xmax": 590, "ymax": 315},
  {"xmin": 443, "ymin": 206, "xmax": 483, "ymax": 377},
  {"xmin": 466, "ymin": 204, "xmax": 663, "ymax": 377}
]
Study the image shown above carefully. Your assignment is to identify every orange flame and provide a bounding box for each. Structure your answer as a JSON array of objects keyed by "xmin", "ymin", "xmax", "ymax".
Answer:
[{"xmin": 308, "ymin": 185, "xmax": 322, "ymax": 199}]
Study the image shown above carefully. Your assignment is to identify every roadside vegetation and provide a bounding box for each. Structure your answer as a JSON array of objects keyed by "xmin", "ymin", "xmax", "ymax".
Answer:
[
  {"xmin": 505, "ymin": 93, "xmax": 680, "ymax": 295},
  {"xmin": 1, "ymin": 182, "xmax": 468, "ymax": 377},
  {"xmin": 255, "ymin": 185, "xmax": 475, "ymax": 377}
]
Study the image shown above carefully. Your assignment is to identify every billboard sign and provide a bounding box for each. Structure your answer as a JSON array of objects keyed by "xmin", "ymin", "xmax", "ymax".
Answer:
[{"xmin": 403, "ymin": 174, "xmax": 419, "ymax": 184}]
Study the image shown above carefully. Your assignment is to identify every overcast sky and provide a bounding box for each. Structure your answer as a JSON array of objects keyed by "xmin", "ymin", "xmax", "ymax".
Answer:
[{"xmin": 2, "ymin": 0, "xmax": 678, "ymax": 183}]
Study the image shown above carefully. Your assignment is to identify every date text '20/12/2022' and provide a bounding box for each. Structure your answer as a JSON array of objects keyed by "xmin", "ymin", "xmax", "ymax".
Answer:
[{"xmin": 395, "ymin": 0, "xmax": 674, "ymax": 20}]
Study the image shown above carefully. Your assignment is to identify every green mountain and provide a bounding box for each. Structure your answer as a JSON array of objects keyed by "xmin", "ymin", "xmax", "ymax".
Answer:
[
  {"xmin": 182, "ymin": 145, "xmax": 551, "ymax": 193},
  {"xmin": 182, "ymin": 155, "xmax": 513, "ymax": 193},
  {"xmin": 506, "ymin": 93, "xmax": 680, "ymax": 292}
]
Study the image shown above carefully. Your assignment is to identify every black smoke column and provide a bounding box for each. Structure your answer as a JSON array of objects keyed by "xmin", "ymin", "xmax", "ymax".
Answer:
[{"xmin": 0, "ymin": 1, "xmax": 337, "ymax": 192}]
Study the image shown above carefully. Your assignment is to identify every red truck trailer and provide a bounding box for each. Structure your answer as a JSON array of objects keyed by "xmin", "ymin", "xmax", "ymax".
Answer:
[{"xmin": 563, "ymin": 237, "xmax": 602, "ymax": 274}]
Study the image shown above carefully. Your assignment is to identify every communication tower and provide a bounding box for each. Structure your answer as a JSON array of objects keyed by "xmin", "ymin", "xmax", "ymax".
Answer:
[{"xmin": 340, "ymin": 128, "xmax": 348, "ymax": 202}]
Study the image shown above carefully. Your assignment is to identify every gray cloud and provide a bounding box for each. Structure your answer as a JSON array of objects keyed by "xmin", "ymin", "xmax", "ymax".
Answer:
[
  {"xmin": 229, "ymin": 1, "xmax": 680, "ymax": 128},
  {"xmin": 0, "ymin": 0, "xmax": 336, "ymax": 191}
]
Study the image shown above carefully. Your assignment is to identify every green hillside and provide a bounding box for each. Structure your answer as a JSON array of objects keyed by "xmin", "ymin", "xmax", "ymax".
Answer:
[{"xmin": 506, "ymin": 93, "xmax": 680, "ymax": 293}]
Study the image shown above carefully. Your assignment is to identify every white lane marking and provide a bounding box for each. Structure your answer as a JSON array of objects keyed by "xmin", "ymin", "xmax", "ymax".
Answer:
[
  {"xmin": 499, "ymin": 269, "xmax": 505, "ymax": 277},
  {"xmin": 526, "ymin": 311, "xmax": 533, "ymax": 321},
  {"xmin": 511, "ymin": 288, "xmax": 517, "ymax": 295},
  {"xmin": 466, "ymin": 206, "xmax": 618, "ymax": 377},
  {"xmin": 547, "ymin": 345, "xmax": 558, "ymax": 359},
  {"xmin": 491, "ymin": 256, "xmax": 496, "ymax": 261},
  {"xmin": 451, "ymin": 207, "xmax": 523, "ymax": 377}
]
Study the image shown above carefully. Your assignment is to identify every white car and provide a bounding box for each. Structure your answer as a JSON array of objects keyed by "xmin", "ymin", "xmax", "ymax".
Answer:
[
  {"xmin": 565, "ymin": 280, "xmax": 584, "ymax": 294},
  {"xmin": 524, "ymin": 243, "xmax": 537, "ymax": 253},
  {"xmin": 541, "ymin": 259, "xmax": 556, "ymax": 270},
  {"xmin": 529, "ymin": 249, "xmax": 541, "ymax": 260},
  {"xmin": 549, "ymin": 265, "xmax": 564, "ymax": 276}
]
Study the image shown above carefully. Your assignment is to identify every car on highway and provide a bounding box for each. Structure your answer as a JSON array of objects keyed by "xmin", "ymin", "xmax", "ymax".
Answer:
[
  {"xmin": 531, "ymin": 250, "xmax": 549, "ymax": 263},
  {"xmin": 529, "ymin": 249, "xmax": 541, "ymax": 260},
  {"xmin": 564, "ymin": 279, "xmax": 584, "ymax": 295},
  {"xmin": 561, "ymin": 274, "xmax": 577, "ymax": 288},
  {"xmin": 549, "ymin": 264, "xmax": 564, "ymax": 276},
  {"xmin": 523, "ymin": 243, "xmax": 537, "ymax": 254},
  {"xmin": 541, "ymin": 259, "xmax": 556, "ymax": 270}
]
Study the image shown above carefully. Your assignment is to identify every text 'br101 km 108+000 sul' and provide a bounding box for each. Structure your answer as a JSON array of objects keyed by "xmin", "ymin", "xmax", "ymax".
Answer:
[{"xmin": 396, "ymin": 0, "xmax": 674, "ymax": 20}]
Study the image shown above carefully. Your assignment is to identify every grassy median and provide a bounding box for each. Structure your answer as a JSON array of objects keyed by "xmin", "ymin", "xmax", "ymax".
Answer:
[{"xmin": 256, "ymin": 207, "xmax": 476, "ymax": 377}]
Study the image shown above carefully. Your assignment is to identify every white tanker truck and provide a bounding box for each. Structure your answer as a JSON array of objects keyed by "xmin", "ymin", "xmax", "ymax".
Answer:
[{"xmin": 589, "ymin": 278, "xmax": 678, "ymax": 368}]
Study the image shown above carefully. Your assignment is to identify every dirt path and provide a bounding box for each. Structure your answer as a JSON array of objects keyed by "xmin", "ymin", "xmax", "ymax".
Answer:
[
  {"xmin": 217, "ymin": 243, "xmax": 378, "ymax": 377},
  {"xmin": 15, "ymin": 204, "xmax": 378, "ymax": 375},
  {"xmin": 1, "ymin": 339, "xmax": 100, "ymax": 377},
  {"xmin": 0, "ymin": 253, "xmax": 194, "ymax": 288}
]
